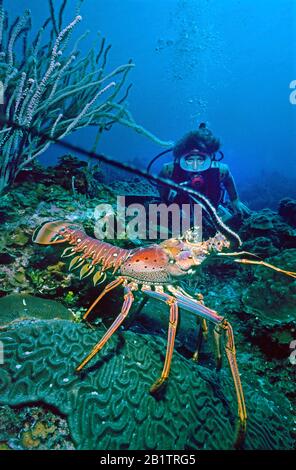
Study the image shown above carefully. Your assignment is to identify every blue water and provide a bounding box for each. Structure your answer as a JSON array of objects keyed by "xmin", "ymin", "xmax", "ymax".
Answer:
[{"xmin": 12, "ymin": 0, "xmax": 296, "ymax": 204}]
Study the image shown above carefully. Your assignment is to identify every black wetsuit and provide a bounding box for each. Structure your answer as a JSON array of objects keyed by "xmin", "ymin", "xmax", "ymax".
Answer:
[{"xmin": 158, "ymin": 161, "xmax": 238, "ymax": 208}]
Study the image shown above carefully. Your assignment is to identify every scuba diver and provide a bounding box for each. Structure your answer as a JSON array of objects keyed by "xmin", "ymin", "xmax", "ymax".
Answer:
[{"xmin": 153, "ymin": 123, "xmax": 250, "ymax": 222}]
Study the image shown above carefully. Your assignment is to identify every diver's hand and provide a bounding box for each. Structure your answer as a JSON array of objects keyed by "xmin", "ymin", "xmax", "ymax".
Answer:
[{"xmin": 231, "ymin": 198, "xmax": 251, "ymax": 216}]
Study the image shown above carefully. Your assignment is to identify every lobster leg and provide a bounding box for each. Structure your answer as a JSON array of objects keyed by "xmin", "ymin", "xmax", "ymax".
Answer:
[
  {"xmin": 217, "ymin": 319, "xmax": 247, "ymax": 449},
  {"xmin": 167, "ymin": 285, "xmax": 223, "ymax": 323},
  {"xmin": 192, "ymin": 318, "xmax": 208, "ymax": 362},
  {"xmin": 201, "ymin": 319, "xmax": 209, "ymax": 340},
  {"xmin": 167, "ymin": 287, "xmax": 209, "ymax": 361},
  {"xmin": 165, "ymin": 286, "xmax": 247, "ymax": 448},
  {"xmin": 150, "ymin": 297, "xmax": 179, "ymax": 394},
  {"xmin": 76, "ymin": 286, "xmax": 134, "ymax": 372},
  {"xmin": 193, "ymin": 294, "xmax": 208, "ymax": 362},
  {"xmin": 124, "ymin": 296, "xmax": 148, "ymax": 330},
  {"xmin": 134, "ymin": 297, "xmax": 148, "ymax": 317},
  {"xmin": 213, "ymin": 324, "xmax": 223, "ymax": 370},
  {"xmin": 83, "ymin": 277, "xmax": 124, "ymax": 321}
]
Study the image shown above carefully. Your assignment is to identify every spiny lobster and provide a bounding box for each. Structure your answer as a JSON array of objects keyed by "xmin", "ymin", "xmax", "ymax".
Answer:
[{"xmin": 32, "ymin": 193, "xmax": 296, "ymax": 449}]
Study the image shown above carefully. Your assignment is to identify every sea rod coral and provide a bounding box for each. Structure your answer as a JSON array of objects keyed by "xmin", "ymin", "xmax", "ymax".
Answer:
[{"xmin": 0, "ymin": 0, "xmax": 169, "ymax": 194}]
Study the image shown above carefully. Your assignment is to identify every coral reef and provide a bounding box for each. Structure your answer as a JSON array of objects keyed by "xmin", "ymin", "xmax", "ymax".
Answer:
[
  {"xmin": 240, "ymin": 249, "xmax": 296, "ymax": 358},
  {"xmin": 241, "ymin": 237, "xmax": 279, "ymax": 258},
  {"xmin": 247, "ymin": 212, "xmax": 273, "ymax": 230},
  {"xmin": 0, "ymin": 0, "xmax": 170, "ymax": 195},
  {"xmin": 14, "ymin": 154, "xmax": 106, "ymax": 198},
  {"xmin": 0, "ymin": 404, "xmax": 74, "ymax": 450},
  {"xmin": 279, "ymin": 198, "xmax": 296, "ymax": 228},
  {"xmin": 0, "ymin": 319, "xmax": 293, "ymax": 450},
  {"xmin": 240, "ymin": 208, "xmax": 296, "ymax": 252},
  {"xmin": 242, "ymin": 249, "xmax": 296, "ymax": 328}
]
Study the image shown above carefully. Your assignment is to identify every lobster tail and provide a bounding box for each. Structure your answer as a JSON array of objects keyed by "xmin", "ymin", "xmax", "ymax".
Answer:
[
  {"xmin": 32, "ymin": 220, "xmax": 131, "ymax": 281},
  {"xmin": 32, "ymin": 220, "xmax": 82, "ymax": 245}
]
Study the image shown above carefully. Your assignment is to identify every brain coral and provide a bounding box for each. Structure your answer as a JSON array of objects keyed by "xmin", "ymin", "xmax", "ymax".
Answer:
[{"xmin": 0, "ymin": 319, "xmax": 293, "ymax": 450}]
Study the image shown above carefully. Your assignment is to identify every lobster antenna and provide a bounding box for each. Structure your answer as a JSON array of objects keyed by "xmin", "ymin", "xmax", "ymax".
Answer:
[
  {"xmin": 234, "ymin": 258, "xmax": 296, "ymax": 279},
  {"xmin": 218, "ymin": 251, "xmax": 261, "ymax": 259},
  {"xmin": 189, "ymin": 195, "xmax": 242, "ymax": 248},
  {"xmin": 0, "ymin": 115, "xmax": 241, "ymax": 247}
]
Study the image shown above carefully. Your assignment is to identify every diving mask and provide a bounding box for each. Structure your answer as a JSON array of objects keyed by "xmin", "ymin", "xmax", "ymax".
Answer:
[{"xmin": 179, "ymin": 150, "xmax": 212, "ymax": 172}]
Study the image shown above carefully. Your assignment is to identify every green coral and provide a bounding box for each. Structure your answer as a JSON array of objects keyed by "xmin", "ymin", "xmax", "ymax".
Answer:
[
  {"xmin": 0, "ymin": 294, "xmax": 73, "ymax": 325},
  {"xmin": 0, "ymin": 404, "xmax": 75, "ymax": 450},
  {"xmin": 242, "ymin": 249, "xmax": 296, "ymax": 327},
  {"xmin": 63, "ymin": 291, "xmax": 76, "ymax": 305},
  {"xmin": 241, "ymin": 237, "xmax": 279, "ymax": 258},
  {"xmin": 0, "ymin": 319, "xmax": 293, "ymax": 450}
]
